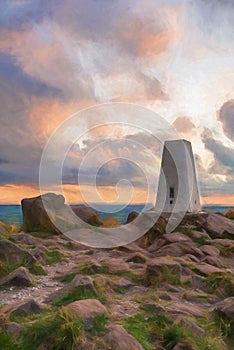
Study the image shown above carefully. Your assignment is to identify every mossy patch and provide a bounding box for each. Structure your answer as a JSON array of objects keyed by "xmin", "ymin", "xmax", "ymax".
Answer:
[
  {"xmin": 44, "ymin": 248, "xmax": 63, "ymax": 265},
  {"xmin": 52, "ymin": 281, "xmax": 106, "ymax": 307}
]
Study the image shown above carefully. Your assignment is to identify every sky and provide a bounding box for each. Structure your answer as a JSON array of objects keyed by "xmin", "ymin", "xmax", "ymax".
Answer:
[{"xmin": 0, "ymin": 0, "xmax": 233, "ymax": 205}]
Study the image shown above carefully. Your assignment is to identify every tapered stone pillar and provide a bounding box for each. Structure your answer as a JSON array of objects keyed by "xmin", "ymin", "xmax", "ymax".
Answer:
[{"xmin": 155, "ymin": 139, "xmax": 201, "ymax": 213}]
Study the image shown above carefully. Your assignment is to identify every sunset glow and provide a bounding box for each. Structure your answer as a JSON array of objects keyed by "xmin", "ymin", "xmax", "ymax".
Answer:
[{"xmin": 0, "ymin": 0, "xmax": 233, "ymax": 206}]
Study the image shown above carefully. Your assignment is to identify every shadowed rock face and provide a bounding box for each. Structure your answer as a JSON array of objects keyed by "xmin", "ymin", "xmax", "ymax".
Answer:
[{"xmin": 71, "ymin": 206, "xmax": 102, "ymax": 227}]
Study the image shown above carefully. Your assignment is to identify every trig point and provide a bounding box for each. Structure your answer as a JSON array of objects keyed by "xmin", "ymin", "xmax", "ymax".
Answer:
[{"xmin": 155, "ymin": 139, "xmax": 201, "ymax": 213}]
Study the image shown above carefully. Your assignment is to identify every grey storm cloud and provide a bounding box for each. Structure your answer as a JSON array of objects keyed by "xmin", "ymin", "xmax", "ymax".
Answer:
[
  {"xmin": 0, "ymin": 51, "xmax": 61, "ymax": 184},
  {"xmin": 195, "ymin": 153, "xmax": 234, "ymax": 195},
  {"xmin": 201, "ymin": 129, "xmax": 234, "ymax": 174},
  {"xmin": 218, "ymin": 100, "xmax": 234, "ymax": 142}
]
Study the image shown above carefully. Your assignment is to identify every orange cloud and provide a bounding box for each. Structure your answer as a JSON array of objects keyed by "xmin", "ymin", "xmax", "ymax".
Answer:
[
  {"xmin": 62, "ymin": 184, "xmax": 154, "ymax": 205},
  {"xmin": 0, "ymin": 184, "xmax": 40, "ymax": 204},
  {"xmin": 1, "ymin": 183, "xmax": 233, "ymax": 208},
  {"xmin": 29, "ymin": 98, "xmax": 94, "ymax": 143},
  {"xmin": 121, "ymin": 19, "xmax": 171, "ymax": 57},
  {"xmin": 201, "ymin": 194, "xmax": 234, "ymax": 206}
]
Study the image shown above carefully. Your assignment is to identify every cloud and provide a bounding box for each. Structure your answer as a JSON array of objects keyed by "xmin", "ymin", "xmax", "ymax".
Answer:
[
  {"xmin": 173, "ymin": 116, "xmax": 195, "ymax": 134},
  {"xmin": 0, "ymin": 0, "xmax": 233, "ymax": 204},
  {"xmin": 217, "ymin": 100, "xmax": 234, "ymax": 142},
  {"xmin": 0, "ymin": 51, "xmax": 62, "ymax": 185},
  {"xmin": 201, "ymin": 129, "xmax": 234, "ymax": 171},
  {"xmin": 199, "ymin": 129, "xmax": 234, "ymax": 196}
]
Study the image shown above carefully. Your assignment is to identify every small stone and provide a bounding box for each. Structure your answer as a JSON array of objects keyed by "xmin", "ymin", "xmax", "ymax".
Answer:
[
  {"xmin": 172, "ymin": 341, "xmax": 193, "ymax": 350},
  {"xmin": 2, "ymin": 322, "xmax": 22, "ymax": 336},
  {"xmin": 164, "ymin": 232, "xmax": 192, "ymax": 243},
  {"xmin": 194, "ymin": 263, "xmax": 224, "ymax": 276},
  {"xmin": 214, "ymin": 297, "xmax": 234, "ymax": 320},
  {"xmin": 200, "ymin": 245, "xmax": 220, "ymax": 256},
  {"xmin": 67, "ymin": 299, "xmax": 107, "ymax": 330},
  {"xmin": 0, "ymin": 267, "xmax": 33, "ymax": 287},
  {"xmin": 104, "ymin": 324, "xmax": 144, "ymax": 350},
  {"xmin": 175, "ymin": 316, "xmax": 204, "ymax": 336},
  {"xmin": 2, "ymin": 299, "xmax": 44, "ymax": 318},
  {"xmin": 166, "ymin": 301, "xmax": 206, "ymax": 317},
  {"xmin": 113, "ymin": 277, "xmax": 134, "ymax": 290}
]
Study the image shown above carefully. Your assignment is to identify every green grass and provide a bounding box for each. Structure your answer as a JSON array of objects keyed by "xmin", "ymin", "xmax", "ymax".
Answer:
[
  {"xmin": 20, "ymin": 307, "xmax": 85, "ymax": 350},
  {"xmin": 0, "ymin": 328, "xmax": 21, "ymax": 350},
  {"xmin": 123, "ymin": 308, "xmax": 171, "ymax": 350},
  {"xmin": 127, "ymin": 255, "xmax": 146, "ymax": 264},
  {"xmin": 193, "ymin": 236, "xmax": 208, "ymax": 245},
  {"xmin": 213, "ymin": 309, "xmax": 234, "ymax": 339},
  {"xmin": 123, "ymin": 306, "xmax": 229, "ymax": 350},
  {"xmin": 44, "ymin": 248, "xmax": 63, "ymax": 265},
  {"xmin": 90, "ymin": 313, "xmax": 108, "ymax": 333},
  {"xmin": 113, "ymin": 286, "xmax": 127, "ymax": 294},
  {"xmin": 146, "ymin": 265, "xmax": 181, "ymax": 287},
  {"xmin": 205, "ymin": 273, "xmax": 234, "ymax": 296}
]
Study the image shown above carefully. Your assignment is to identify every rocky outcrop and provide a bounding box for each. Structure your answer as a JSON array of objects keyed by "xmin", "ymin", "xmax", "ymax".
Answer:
[
  {"xmin": 0, "ymin": 206, "xmax": 234, "ymax": 350},
  {"xmin": 179, "ymin": 212, "xmax": 234, "ymax": 238}
]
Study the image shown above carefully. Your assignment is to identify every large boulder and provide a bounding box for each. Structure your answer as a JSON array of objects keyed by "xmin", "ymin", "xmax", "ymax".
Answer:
[
  {"xmin": 21, "ymin": 193, "xmax": 65, "ymax": 233},
  {"xmin": 21, "ymin": 193, "xmax": 102, "ymax": 233}
]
